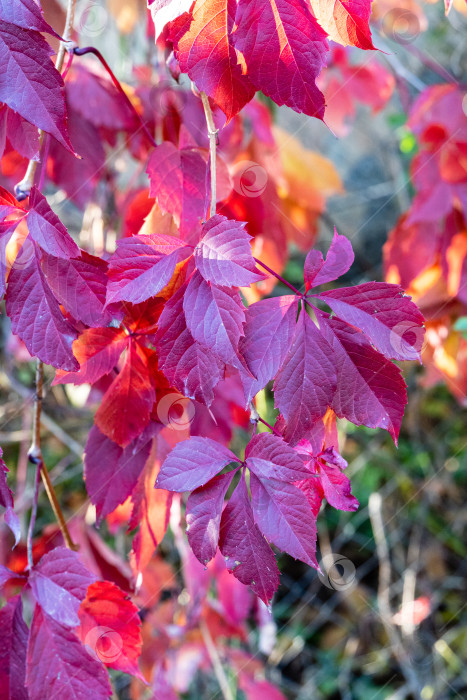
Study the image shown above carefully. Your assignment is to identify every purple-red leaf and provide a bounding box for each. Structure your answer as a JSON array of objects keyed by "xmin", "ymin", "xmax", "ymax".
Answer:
[
  {"xmin": 319, "ymin": 313, "xmax": 407, "ymax": 442},
  {"xmin": 5, "ymin": 244, "xmax": 78, "ymax": 371},
  {"xmin": 156, "ymin": 436, "xmax": 239, "ymax": 492},
  {"xmin": 174, "ymin": 0, "xmax": 255, "ymax": 122},
  {"xmin": 42, "ymin": 251, "xmax": 114, "ymax": 328},
  {"xmin": 274, "ymin": 307, "xmax": 336, "ymax": 445},
  {"xmin": 84, "ymin": 426, "xmax": 151, "ymax": 521},
  {"xmin": 147, "ymin": 143, "xmax": 206, "ymax": 242},
  {"xmin": 0, "ymin": 22, "xmax": 73, "ymax": 152},
  {"xmin": 219, "ymin": 473, "xmax": 279, "ymax": 604},
  {"xmin": 0, "ymin": 448, "xmax": 20, "ymax": 546},
  {"xmin": 27, "ymin": 187, "xmax": 79, "ymax": 259},
  {"xmin": 155, "ymin": 284, "xmax": 224, "ymax": 405},
  {"xmin": 106, "ymin": 234, "xmax": 189, "ymax": 305},
  {"xmin": 240, "ymin": 295, "xmax": 299, "ymax": 403},
  {"xmin": 26, "ymin": 606, "xmax": 112, "ymax": 700},
  {"xmin": 233, "ymin": 0, "xmax": 328, "ymax": 118},
  {"xmin": 250, "ymin": 473, "xmax": 319, "ymax": 569},
  {"xmin": 245, "ymin": 432, "xmax": 311, "ymax": 481},
  {"xmin": 0, "ymin": 596, "xmax": 29, "ymax": 700},
  {"xmin": 194, "ymin": 215, "xmax": 263, "ymax": 287},
  {"xmin": 29, "ymin": 546, "xmax": 96, "ymax": 628},
  {"xmin": 186, "ymin": 470, "xmax": 235, "ymax": 564},
  {"xmin": 183, "ymin": 271, "xmax": 247, "ymax": 371},
  {"xmin": 304, "ymin": 229, "xmax": 354, "ymax": 291},
  {"xmin": 0, "ymin": 0, "xmax": 60, "ymax": 36},
  {"xmin": 318, "ymin": 282, "xmax": 425, "ymax": 362}
]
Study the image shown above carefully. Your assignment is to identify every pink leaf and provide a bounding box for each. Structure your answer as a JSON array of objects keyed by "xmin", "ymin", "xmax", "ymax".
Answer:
[
  {"xmin": 304, "ymin": 229, "xmax": 354, "ymax": 291},
  {"xmin": 42, "ymin": 251, "xmax": 114, "ymax": 328},
  {"xmin": 310, "ymin": 0, "xmax": 374, "ymax": 49},
  {"xmin": 84, "ymin": 426, "xmax": 151, "ymax": 521},
  {"xmin": 319, "ymin": 313, "xmax": 407, "ymax": 442},
  {"xmin": 156, "ymin": 436, "xmax": 239, "ymax": 492},
  {"xmin": 245, "ymin": 432, "xmax": 311, "ymax": 481},
  {"xmin": 0, "ymin": 22, "xmax": 73, "ymax": 152},
  {"xmin": 29, "ymin": 546, "xmax": 96, "ymax": 628},
  {"xmin": 174, "ymin": 0, "xmax": 255, "ymax": 122},
  {"xmin": 183, "ymin": 271, "xmax": 247, "ymax": 371},
  {"xmin": 194, "ymin": 215, "xmax": 264, "ymax": 287},
  {"xmin": 155, "ymin": 284, "xmax": 224, "ymax": 405},
  {"xmin": 250, "ymin": 473, "xmax": 319, "ymax": 569},
  {"xmin": 318, "ymin": 282, "xmax": 425, "ymax": 362},
  {"xmin": 106, "ymin": 234, "xmax": 190, "ymax": 305},
  {"xmin": 240, "ymin": 295, "xmax": 299, "ymax": 403},
  {"xmin": 186, "ymin": 471, "xmax": 236, "ymax": 564},
  {"xmin": 5, "ymin": 243, "xmax": 79, "ymax": 371},
  {"xmin": 26, "ymin": 606, "xmax": 112, "ymax": 700},
  {"xmin": 0, "ymin": 596, "xmax": 29, "ymax": 700},
  {"xmin": 274, "ymin": 307, "xmax": 336, "ymax": 445},
  {"xmin": 0, "ymin": 0, "xmax": 60, "ymax": 37},
  {"xmin": 26, "ymin": 188, "xmax": 79, "ymax": 259},
  {"xmin": 219, "ymin": 472, "xmax": 279, "ymax": 604},
  {"xmin": 233, "ymin": 0, "xmax": 328, "ymax": 119},
  {"xmin": 0, "ymin": 448, "xmax": 21, "ymax": 546},
  {"xmin": 147, "ymin": 143, "xmax": 206, "ymax": 241}
]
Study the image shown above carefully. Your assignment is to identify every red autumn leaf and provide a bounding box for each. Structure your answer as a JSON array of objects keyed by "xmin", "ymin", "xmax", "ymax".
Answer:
[
  {"xmin": 42, "ymin": 250, "xmax": 116, "ymax": 328},
  {"xmin": 173, "ymin": 0, "xmax": 255, "ymax": 122},
  {"xmin": 274, "ymin": 306, "xmax": 337, "ymax": 445},
  {"xmin": 26, "ymin": 606, "xmax": 112, "ymax": 700},
  {"xmin": 0, "ymin": 596, "xmax": 29, "ymax": 700},
  {"xmin": 147, "ymin": 142, "xmax": 206, "ymax": 241},
  {"xmin": 155, "ymin": 283, "xmax": 224, "ymax": 405},
  {"xmin": 0, "ymin": 0, "xmax": 61, "ymax": 37},
  {"xmin": 29, "ymin": 546, "xmax": 96, "ymax": 627},
  {"xmin": 156, "ymin": 436, "xmax": 239, "ymax": 492},
  {"xmin": 53, "ymin": 327, "xmax": 128, "ymax": 386},
  {"xmin": 194, "ymin": 215, "xmax": 264, "ymax": 287},
  {"xmin": 304, "ymin": 228, "xmax": 354, "ymax": 291},
  {"xmin": 296, "ymin": 442, "xmax": 359, "ymax": 513},
  {"xmin": 106, "ymin": 233, "xmax": 190, "ymax": 305},
  {"xmin": 84, "ymin": 426, "xmax": 151, "ymax": 521},
  {"xmin": 219, "ymin": 472, "xmax": 280, "ymax": 604},
  {"xmin": 148, "ymin": 0, "xmax": 194, "ymax": 39},
  {"xmin": 186, "ymin": 470, "xmax": 236, "ymax": 564},
  {"xmin": 5, "ymin": 242, "xmax": 79, "ymax": 371},
  {"xmin": 240, "ymin": 295, "xmax": 299, "ymax": 403},
  {"xmin": 0, "ymin": 21, "xmax": 73, "ymax": 152},
  {"xmin": 250, "ymin": 471, "xmax": 319, "ymax": 569},
  {"xmin": 77, "ymin": 580, "xmax": 143, "ymax": 679},
  {"xmin": 245, "ymin": 432, "xmax": 311, "ymax": 482},
  {"xmin": 310, "ymin": 0, "xmax": 374, "ymax": 49},
  {"xmin": 317, "ymin": 282, "xmax": 426, "ymax": 362},
  {"xmin": 26, "ymin": 187, "xmax": 79, "ymax": 259},
  {"xmin": 129, "ymin": 456, "xmax": 173, "ymax": 574},
  {"xmin": 183, "ymin": 270, "xmax": 247, "ymax": 371},
  {"xmin": 95, "ymin": 339, "xmax": 156, "ymax": 447},
  {"xmin": 233, "ymin": 0, "xmax": 328, "ymax": 118}
]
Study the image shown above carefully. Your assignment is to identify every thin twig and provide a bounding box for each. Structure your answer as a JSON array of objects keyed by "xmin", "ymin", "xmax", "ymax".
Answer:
[
  {"xmin": 26, "ymin": 458, "xmax": 41, "ymax": 570},
  {"xmin": 200, "ymin": 619, "xmax": 235, "ymax": 700},
  {"xmin": 15, "ymin": 0, "xmax": 77, "ymax": 198},
  {"xmin": 200, "ymin": 91, "xmax": 218, "ymax": 218},
  {"xmin": 27, "ymin": 360, "xmax": 77, "ymax": 551}
]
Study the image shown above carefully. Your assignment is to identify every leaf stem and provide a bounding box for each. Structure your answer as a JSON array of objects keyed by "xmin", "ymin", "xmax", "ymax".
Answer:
[
  {"xmin": 200, "ymin": 91, "xmax": 218, "ymax": 218},
  {"xmin": 73, "ymin": 46, "xmax": 157, "ymax": 149},
  {"xmin": 27, "ymin": 360, "xmax": 77, "ymax": 552},
  {"xmin": 15, "ymin": 0, "xmax": 77, "ymax": 199},
  {"xmin": 254, "ymin": 257, "xmax": 303, "ymax": 296}
]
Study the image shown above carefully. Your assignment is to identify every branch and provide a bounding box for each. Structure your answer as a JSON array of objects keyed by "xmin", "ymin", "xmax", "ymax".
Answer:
[
  {"xmin": 199, "ymin": 619, "xmax": 235, "ymax": 700},
  {"xmin": 200, "ymin": 91, "xmax": 218, "ymax": 218},
  {"xmin": 28, "ymin": 360, "xmax": 77, "ymax": 552},
  {"xmin": 15, "ymin": 0, "xmax": 77, "ymax": 199}
]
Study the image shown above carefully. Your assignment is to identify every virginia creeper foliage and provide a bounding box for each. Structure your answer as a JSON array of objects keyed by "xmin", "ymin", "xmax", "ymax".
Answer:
[{"xmin": 0, "ymin": 0, "xmax": 433, "ymax": 697}]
